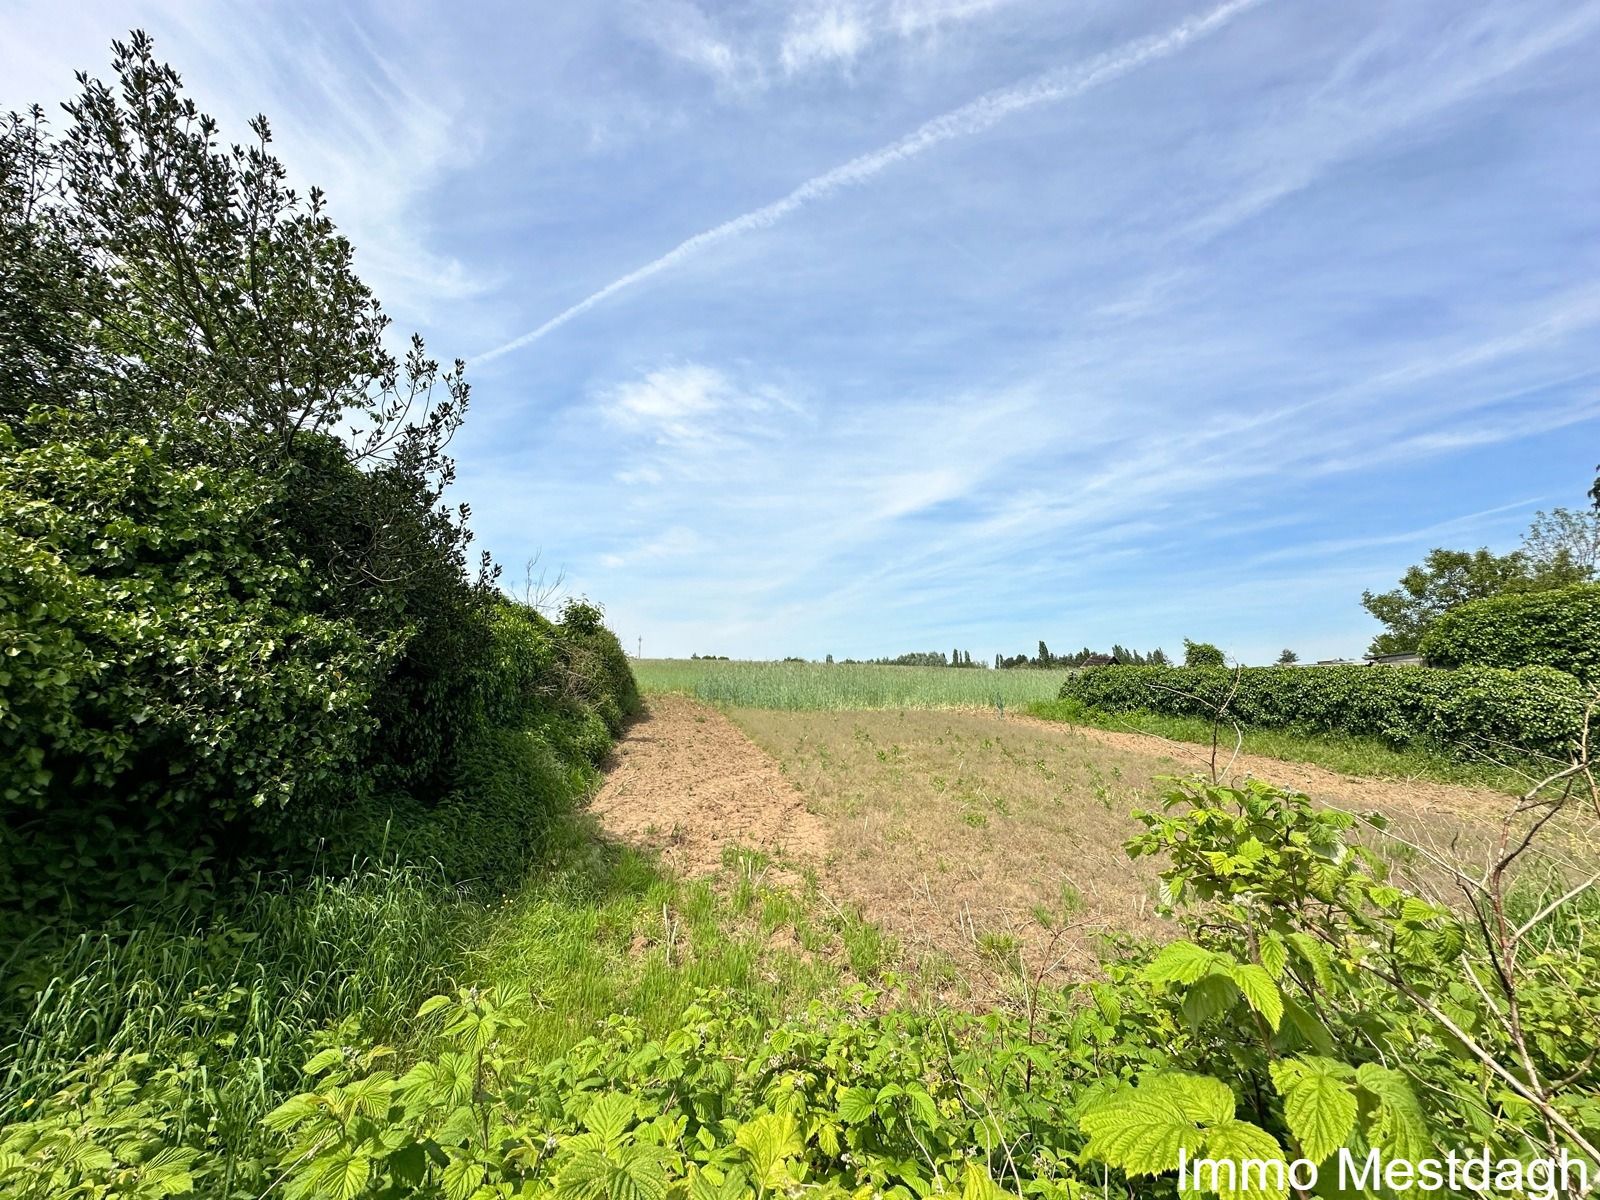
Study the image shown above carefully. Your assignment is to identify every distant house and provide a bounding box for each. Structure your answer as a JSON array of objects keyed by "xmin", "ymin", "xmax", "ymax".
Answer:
[
  {"xmin": 1081, "ymin": 653, "xmax": 1120, "ymax": 667},
  {"xmin": 1366, "ymin": 652, "xmax": 1426, "ymax": 667}
]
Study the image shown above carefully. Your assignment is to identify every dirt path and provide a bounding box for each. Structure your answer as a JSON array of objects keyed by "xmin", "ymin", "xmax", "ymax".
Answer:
[
  {"xmin": 1006, "ymin": 713, "xmax": 1517, "ymax": 824},
  {"xmin": 587, "ymin": 695, "xmax": 831, "ymax": 879}
]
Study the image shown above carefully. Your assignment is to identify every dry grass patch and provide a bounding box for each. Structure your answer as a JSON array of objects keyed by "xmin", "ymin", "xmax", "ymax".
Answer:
[
  {"xmin": 729, "ymin": 707, "xmax": 1179, "ymax": 1000},
  {"xmin": 587, "ymin": 698, "xmax": 1526, "ymax": 1008},
  {"xmin": 728, "ymin": 707, "xmax": 1530, "ymax": 1002}
]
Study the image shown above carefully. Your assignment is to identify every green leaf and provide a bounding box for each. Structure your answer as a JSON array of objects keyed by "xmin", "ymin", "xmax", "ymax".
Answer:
[
  {"xmin": 1201, "ymin": 1120, "xmax": 1288, "ymax": 1200},
  {"xmin": 837, "ymin": 1086, "xmax": 876, "ymax": 1124},
  {"xmin": 735, "ymin": 1113, "xmax": 803, "ymax": 1191},
  {"xmin": 906, "ymin": 1086, "xmax": 939, "ymax": 1129},
  {"xmin": 583, "ymin": 1094, "xmax": 637, "ymax": 1148},
  {"xmin": 316, "ymin": 1150, "xmax": 371, "ymax": 1200},
  {"xmin": 1355, "ymin": 1064, "xmax": 1430, "ymax": 1161},
  {"xmin": 1180, "ymin": 975, "xmax": 1239, "ymax": 1027},
  {"xmin": 559, "ymin": 1147, "xmax": 668, "ymax": 1200},
  {"xmin": 417, "ymin": 995, "xmax": 453, "ymax": 1019},
  {"xmin": 262, "ymin": 1093, "xmax": 322, "ymax": 1132},
  {"xmin": 1081, "ymin": 1095, "xmax": 1204, "ymax": 1177},
  {"xmin": 1276, "ymin": 997, "xmax": 1334, "ymax": 1057},
  {"xmin": 1079, "ymin": 1075, "xmax": 1233, "ymax": 1178},
  {"xmin": 961, "ymin": 1164, "xmax": 1009, "ymax": 1200},
  {"xmin": 1144, "ymin": 941, "xmax": 1223, "ymax": 986},
  {"xmin": 1285, "ymin": 933, "xmax": 1335, "ymax": 991},
  {"xmin": 1259, "ymin": 933, "xmax": 1288, "ymax": 981},
  {"xmin": 302, "ymin": 1048, "xmax": 345, "ymax": 1077},
  {"xmin": 689, "ymin": 1166, "xmax": 749, "ymax": 1200},
  {"xmin": 447, "ymin": 1156, "xmax": 492, "ymax": 1200},
  {"xmin": 1225, "ymin": 963, "xmax": 1283, "ymax": 1031},
  {"xmin": 1269, "ymin": 1058, "xmax": 1355, "ymax": 1162}
]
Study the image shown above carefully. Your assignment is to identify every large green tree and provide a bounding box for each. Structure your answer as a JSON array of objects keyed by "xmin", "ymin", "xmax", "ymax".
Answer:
[
  {"xmin": 1360, "ymin": 546, "xmax": 1583, "ymax": 656},
  {"xmin": 1520, "ymin": 506, "xmax": 1600, "ymax": 579},
  {"xmin": 0, "ymin": 33, "xmax": 506, "ymax": 910}
]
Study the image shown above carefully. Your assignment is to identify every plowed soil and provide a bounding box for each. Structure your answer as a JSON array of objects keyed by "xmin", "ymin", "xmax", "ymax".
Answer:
[{"xmin": 587, "ymin": 694, "xmax": 831, "ymax": 880}]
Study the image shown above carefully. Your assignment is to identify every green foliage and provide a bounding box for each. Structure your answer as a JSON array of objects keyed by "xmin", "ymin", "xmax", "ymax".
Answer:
[
  {"xmin": 1, "ymin": 36, "xmax": 643, "ymax": 918},
  {"xmin": 1182, "ymin": 640, "xmax": 1226, "ymax": 668},
  {"xmin": 1124, "ymin": 777, "xmax": 1599, "ymax": 1174},
  {"xmin": 1057, "ymin": 663, "xmax": 1584, "ymax": 758},
  {"xmin": 7, "ymin": 773, "xmax": 1598, "ymax": 1198},
  {"xmin": 0, "ymin": 863, "xmax": 478, "ymax": 1196},
  {"xmin": 1360, "ymin": 546, "xmax": 1586, "ymax": 656},
  {"xmin": 1421, "ymin": 582, "xmax": 1600, "ymax": 683},
  {"xmin": 257, "ymin": 982, "xmax": 1124, "ymax": 1200},
  {"xmin": 1520, "ymin": 507, "xmax": 1600, "ymax": 580},
  {"xmin": 0, "ymin": 417, "xmax": 393, "ymax": 915},
  {"xmin": 1080, "ymin": 1073, "xmax": 1286, "ymax": 1200}
]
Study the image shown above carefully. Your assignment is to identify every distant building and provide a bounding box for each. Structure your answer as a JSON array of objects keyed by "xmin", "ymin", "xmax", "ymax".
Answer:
[
  {"xmin": 1080, "ymin": 653, "xmax": 1120, "ymax": 667},
  {"xmin": 1305, "ymin": 653, "xmax": 1428, "ymax": 667}
]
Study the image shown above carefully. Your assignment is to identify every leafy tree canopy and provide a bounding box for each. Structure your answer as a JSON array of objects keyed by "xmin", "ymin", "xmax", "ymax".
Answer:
[
  {"xmin": 1520, "ymin": 506, "xmax": 1600, "ymax": 579},
  {"xmin": 1360, "ymin": 546, "xmax": 1585, "ymax": 656}
]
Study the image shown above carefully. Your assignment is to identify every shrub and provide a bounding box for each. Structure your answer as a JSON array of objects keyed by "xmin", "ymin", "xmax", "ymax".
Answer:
[
  {"xmin": 1059, "ymin": 663, "xmax": 1584, "ymax": 758},
  {"xmin": 0, "ymin": 418, "xmax": 393, "ymax": 918},
  {"xmin": 1, "ymin": 40, "xmax": 648, "ymax": 920},
  {"xmin": 1421, "ymin": 582, "xmax": 1600, "ymax": 683},
  {"xmin": 1182, "ymin": 639, "xmax": 1225, "ymax": 667},
  {"xmin": 556, "ymin": 599, "xmax": 641, "ymax": 733}
]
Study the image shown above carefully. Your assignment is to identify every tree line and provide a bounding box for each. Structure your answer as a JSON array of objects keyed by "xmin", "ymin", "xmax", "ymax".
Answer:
[{"xmin": 1361, "ymin": 503, "xmax": 1599, "ymax": 655}]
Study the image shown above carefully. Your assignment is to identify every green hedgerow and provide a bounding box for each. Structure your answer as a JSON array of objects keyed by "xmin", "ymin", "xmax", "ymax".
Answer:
[
  {"xmin": 1058, "ymin": 663, "xmax": 1584, "ymax": 758},
  {"xmin": 1421, "ymin": 583, "xmax": 1600, "ymax": 683}
]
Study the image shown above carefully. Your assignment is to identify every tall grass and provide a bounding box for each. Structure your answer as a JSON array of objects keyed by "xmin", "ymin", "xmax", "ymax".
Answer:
[
  {"xmin": 635, "ymin": 658, "xmax": 1070, "ymax": 710},
  {"xmin": 0, "ymin": 862, "xmax": 477, "ymax": 1190},
  {"xmin": 470, "ymin": 828, "xmax": 856, "ymax": 1062},
  {"xmin": 0, "ymin": 819, "xmax": 874, "ymax": 1190}
]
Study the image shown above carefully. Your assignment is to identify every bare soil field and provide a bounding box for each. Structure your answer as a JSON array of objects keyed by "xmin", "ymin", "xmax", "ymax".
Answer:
[
  {"xmin": 588, "ymin": 697, "xmax": 1525, "ymax": 999},
  {"xmin": 588, "ymin": 694, "xmax": 832, "ymax": 882}
]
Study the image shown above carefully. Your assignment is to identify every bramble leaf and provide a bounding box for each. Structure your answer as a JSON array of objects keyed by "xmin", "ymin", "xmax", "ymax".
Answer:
[{"xmin": 1270, "ymin": 1058, "xmax": 1355, "ymax": 1162}]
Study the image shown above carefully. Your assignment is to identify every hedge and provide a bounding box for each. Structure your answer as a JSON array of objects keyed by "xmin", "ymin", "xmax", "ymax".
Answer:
[
  {"xmin": 1421, "ymin": 583, "xmax": 1600, "ymax": 683},
  {"xmin": 1058, "ymin": 664, "xmax": 1585, "ymax": 758}
]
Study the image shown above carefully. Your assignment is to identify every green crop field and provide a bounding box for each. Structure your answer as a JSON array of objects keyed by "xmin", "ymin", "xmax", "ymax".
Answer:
[{"xmin": 633, "ymin": 657, "xmax": 1073, "ymax": 709}]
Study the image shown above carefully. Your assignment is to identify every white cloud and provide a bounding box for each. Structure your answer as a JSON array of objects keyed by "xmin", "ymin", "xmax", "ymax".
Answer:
[
  {"xmin": 627, "ymin": 0, "xmax": 1022, "ymax": 87},
  {"xmin": 624, "ymin": 0, "xmax": 752, "ymax": 88},
  {"xmin": 781, "ymin": 8, "xmax": 870, "ymax": 74},
  {"xmin": 473, "ymin": 0, "xmax": 1266, "ymax": 362},
  {"xmin": 597, "ymin": 362, "xmax": 799, "ymax": 453}
]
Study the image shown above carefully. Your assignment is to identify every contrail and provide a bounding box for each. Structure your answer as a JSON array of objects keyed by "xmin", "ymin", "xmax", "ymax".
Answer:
[{"xmin": 472, "ymin": 0, "xmax": 1266, "ymax": 364}]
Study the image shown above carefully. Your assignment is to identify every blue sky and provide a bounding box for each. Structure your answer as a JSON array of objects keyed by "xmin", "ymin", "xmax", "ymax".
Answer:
[{"xmin": 6, "ymin": 0, "xmax": 1599, "ymax": 663}]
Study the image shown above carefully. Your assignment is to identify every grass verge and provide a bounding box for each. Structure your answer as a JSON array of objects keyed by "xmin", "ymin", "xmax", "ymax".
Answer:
[
  {"xmin": 1025, "ymin": 698, "xmax": 1536, "ymax": 793},
  {"xmin": 0, "ymin": 812, "xmax": 883, "ymax": 1192},
  {"xmin": 467, "ymin": 823, "xmax": 879, "ymax": 1063}
]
